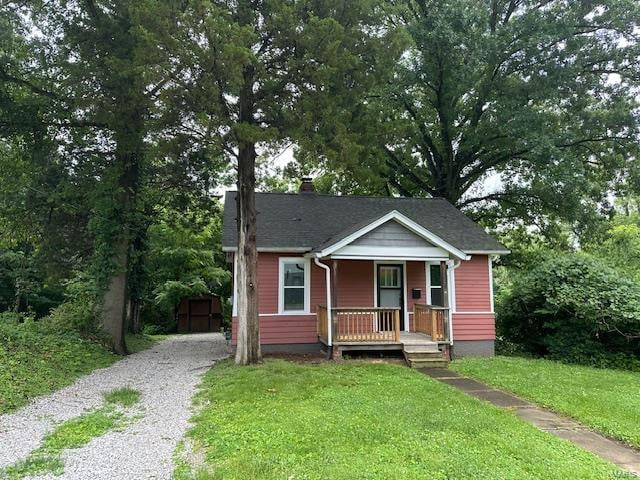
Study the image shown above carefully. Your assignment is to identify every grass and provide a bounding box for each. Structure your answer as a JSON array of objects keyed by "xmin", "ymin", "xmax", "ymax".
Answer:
[
  {"xmin": 0, "ymin": 320, "xmax": 158, "ymax": 415},
  {"xmin": 103, "ymin": 387, "xmax": 141, "ymax": 407},
  {"xmin": 127, "ymin": 333, "xmax": 166, "ymax": 354},
  {"xmin": 176, "ymin": 359, "xmax": 621, "ymax": 480},
  {"xmin": 0, "ymin": 387, "xmax": 142, "ymax": 479},
  {"xmin": 451, "ymin": 356, "xmax": 640, "ymax": 449}
]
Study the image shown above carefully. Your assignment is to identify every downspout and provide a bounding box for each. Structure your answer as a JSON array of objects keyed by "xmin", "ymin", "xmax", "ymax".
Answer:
[
  {"xmin": 313, "ymin": 256, "xmax": 332, "ymax": 352},
  {"xmin": 446, "ymin": 259, "xmax": 462, "ymax": 360}
]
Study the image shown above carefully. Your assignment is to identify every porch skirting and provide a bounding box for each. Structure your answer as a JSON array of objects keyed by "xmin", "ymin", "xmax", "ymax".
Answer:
[{"xmin": 452, "ymin": 340, "xmax": 494, "ymax": 357}]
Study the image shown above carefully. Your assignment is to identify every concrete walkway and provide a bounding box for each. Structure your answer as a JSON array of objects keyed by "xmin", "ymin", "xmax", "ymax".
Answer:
[{"xmin": 420, "ymin": 368, "xmax": 640, "ymax": 475}]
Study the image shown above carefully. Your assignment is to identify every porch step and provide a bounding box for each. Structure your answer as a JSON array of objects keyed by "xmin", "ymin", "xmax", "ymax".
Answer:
[
  {"xmin": 403, "ymin": 344, "xmax": 440, "ymax": 354},
  {"xmin": 406, "ymin": 358, "xmax": 449, "ymax": 368},
  {"xmin": 403, "ymin": 349, "xmax": 449, "ymax": 368},
  {"xmin": 404, "ymin": 351, "xmax": 443, "ymax": 360}
]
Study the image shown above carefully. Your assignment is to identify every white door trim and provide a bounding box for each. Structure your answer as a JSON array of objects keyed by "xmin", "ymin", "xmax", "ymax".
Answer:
[{"xmin": 373, "ymin": 260, "xmax": 408, "ymax": 332}]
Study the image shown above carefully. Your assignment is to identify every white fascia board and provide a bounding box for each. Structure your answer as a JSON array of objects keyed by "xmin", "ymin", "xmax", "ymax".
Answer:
[
  {"xmin": 331, "ymin": 245, "xmax": 449, "ymax": 258},
  {"xmin": 317, "ymin": 210, "xmax": 470, "ymax": 260},
  {"xmin": 463, "ymin": 249, "xmax": 511, "ymax": 255},
  {"xmin": 222, "ymin": 247, "xmax": 310, "ymax": 253},
  {"xmin": 331, "ymin": 255, "xmax": 449, "ymax": 261}
]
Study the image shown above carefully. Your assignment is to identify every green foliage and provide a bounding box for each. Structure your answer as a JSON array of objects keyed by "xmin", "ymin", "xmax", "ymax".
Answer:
[
  {"xmin": 497, "ymin": 253, "xmax": 640, "ymax": 367},
  {"xmin": 141, "ymin": 208, "xmax": 230, "ymax": 332},
  {"xmin": 0, "ymin": 311, "xmax": 23, "ymax": 324},
  {"xmin": 0, "ymin": 250, "xmax": 64, "ymax": 318},
  {"xmin": 451, "ymin": 356, "xmax": 640, "ymax": 448},
  {"xmin": 587, "ymin": 222, "xmax": 640, "ymax": 282},
  {"xmin": 0, "ymin": 386, "xmax": 141, "ymax": 479},
  {"xmin": 178, "ymin": 360, "xmax": 618, "ymax": 479},
  {"xmin": 301, "ymin": 0, "xmax": 640, "ymax": 231}
]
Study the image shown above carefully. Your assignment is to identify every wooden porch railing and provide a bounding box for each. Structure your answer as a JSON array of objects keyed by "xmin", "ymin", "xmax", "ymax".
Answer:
[
  {"xmin": 317, "ymin": 307, "xmax": 401, "ymax": 343},
  {"xmin": 413, "ymin": 304, "xmax": 450, "ymax": 342},
  {"xmin": 317, "ymin": 305, "xmax": 329, "ymax": 343},
  {"xmin": 334, "ymin": 307, "xmax": 400, "ymax": 342}
]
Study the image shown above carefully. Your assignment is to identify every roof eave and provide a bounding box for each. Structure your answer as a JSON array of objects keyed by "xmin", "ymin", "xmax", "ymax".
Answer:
[
  {"xmin": 463, "ymin": 249, "xmax": 511, "ymax": 255},
  {"xmin": 221, "ymin": 246, "xmax": 310, "ymax": 253}
]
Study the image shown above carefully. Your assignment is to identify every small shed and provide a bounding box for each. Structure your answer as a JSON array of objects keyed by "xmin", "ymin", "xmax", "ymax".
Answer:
[{"xmin": 176, "ymin": 295, "xmax": 223, "ymax": 333}]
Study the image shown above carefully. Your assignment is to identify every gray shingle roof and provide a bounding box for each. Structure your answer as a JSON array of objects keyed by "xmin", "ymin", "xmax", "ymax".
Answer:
[{"xmin": 222, "ymin": 192, "xmax": 508, "ymax": 253}]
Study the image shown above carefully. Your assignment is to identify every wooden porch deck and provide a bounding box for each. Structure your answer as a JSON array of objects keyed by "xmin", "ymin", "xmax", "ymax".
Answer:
[
  {"xmin": 324, "ymin": 331, "xmax": 434, "ymax": 349},
  {"xmin": 317, "ymin": 305, "xmax": 450, "ymax": 366}
]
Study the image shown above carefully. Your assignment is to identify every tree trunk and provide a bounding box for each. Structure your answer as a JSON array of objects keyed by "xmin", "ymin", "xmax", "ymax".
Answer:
[
  {"xmin": 100, "ymin": 132, "xmax": 142, "ymax": 355},
  {"xmin": 131, "ymin": 301, "xmax": 142, "ymax": 334},
  {"xmin": 235, "ymin": 140, "xmax": 261, "ymax": 364},
  {"xmin": 102, "ymin": 236, "xmax": 129, "ymax": 354},
  {"xmin": 234, "ymin": 51, "xmax": 261, "ymax": 365}
]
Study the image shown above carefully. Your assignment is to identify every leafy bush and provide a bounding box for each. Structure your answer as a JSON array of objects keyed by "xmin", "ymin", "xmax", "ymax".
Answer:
[
  {"xmin": 586, "ymin": 223, "xmax": 640, "ymax": 283},
  {"xmin": 46, "ymin": 301, "xmax": 97, "ymax": 336},
  {"xmin": 0, "ymin": 250, "xmax": 65, "ymax": 318},
  {"xmin": 44, "ymin": 272, "xmax": 100, "ymax": 336},
  {"xmin": 0, "ymin": 311, "xmax": 25, "ymax": 324},
  {"xmin": 497, "ymin": 253, "xmax": 640, "ymax": 369}
]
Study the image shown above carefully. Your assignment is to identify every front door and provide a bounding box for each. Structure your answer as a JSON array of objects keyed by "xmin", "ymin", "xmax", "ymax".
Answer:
[{"xmin": 377, "ymin": 264, "xmax": 404, "ymax": 330}]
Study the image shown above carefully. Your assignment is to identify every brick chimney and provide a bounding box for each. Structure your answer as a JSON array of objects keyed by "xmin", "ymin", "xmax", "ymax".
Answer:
[{"xmin": 299, "ymin": 176, "xmax": 315, "ymax": 193}]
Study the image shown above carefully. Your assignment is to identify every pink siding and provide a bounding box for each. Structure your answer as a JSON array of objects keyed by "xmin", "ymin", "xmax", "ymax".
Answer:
[
  {"xmin": 455, "ymin": 255, "xmax": 492, "ymax": 311},
  {"xmin": 405, "ymin": 261, "xmax": 426, "ymax": 331},
  {"xmin": 452, "ymin": 313, "xmax": 495, "ymax": 340},
  {"xmin": 335, "ymin": 260, "xmax": 374, "ymax": 308},
  {"xmin": 231, "ymin": 253, "xmax": 496, "ymax": 345},
  {"xmin": 453, "ymin": 255, "xmax": 495, "ymax": 340},
  {"xmin": 256, "ymin": 253, "xmax": 279, "ymax": 314},
  {"xmin": 232, "ymin": 314, "xmax": 317, "ymax": 345},
  {"xmin": 231, "ymin": 252, "xmax": 326, "ymax": 345},
  {"xmin": 310, "ymin": 260, "xmax": 328, "ymax": 313}
]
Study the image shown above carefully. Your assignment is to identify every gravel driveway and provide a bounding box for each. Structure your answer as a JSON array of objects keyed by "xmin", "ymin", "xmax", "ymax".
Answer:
[{"xmin": 0, "ymin": 333, "xmax": 230, "ymax": 479}]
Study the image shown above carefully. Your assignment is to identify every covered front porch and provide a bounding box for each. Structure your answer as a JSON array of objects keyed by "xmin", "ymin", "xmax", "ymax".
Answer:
[
  {"xmin": 304, "ymin": 209, "xmax": 467, "ymax": 362},
  {"xmin": 317, "ymin": 304, "xmax": 450, "ymax": 365},
  {"xmin": 317, "ymin": 304, "xmax": 449, "ymax": 346}
]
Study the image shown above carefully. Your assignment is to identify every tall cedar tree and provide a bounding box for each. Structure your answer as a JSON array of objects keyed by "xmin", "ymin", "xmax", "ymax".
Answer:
[
  {"xmin": 8, "ymin": 1, "xmax": 178, "ymax": 353},
  {"xmin": 155, "ymin": 0, "xmax": 404, "ymax": 363}
]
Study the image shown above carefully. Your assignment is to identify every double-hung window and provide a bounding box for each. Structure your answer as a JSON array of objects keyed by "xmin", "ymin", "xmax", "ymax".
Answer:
[
  {"xmin": 429, "ymin": 263, "xmax": 444, "ymax": 306},
  {"xmin": 279, "ymin": 258, "xmax": 308, "ymax": 313}
]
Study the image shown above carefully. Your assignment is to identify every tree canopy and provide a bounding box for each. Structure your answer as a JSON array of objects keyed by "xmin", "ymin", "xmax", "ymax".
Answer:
[{"xmin": 298, "ymin": 0, "xmax": 640, "ymax": 230}]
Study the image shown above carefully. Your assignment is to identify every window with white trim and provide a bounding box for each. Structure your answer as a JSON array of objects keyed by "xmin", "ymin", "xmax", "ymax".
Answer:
[
  {"xmin": 429, "ymin": 263, "xmax": 444, "ymax": 306},
  {"xmin": 280, "ymin": 258, "xmax": 308, "ymax": 313}
]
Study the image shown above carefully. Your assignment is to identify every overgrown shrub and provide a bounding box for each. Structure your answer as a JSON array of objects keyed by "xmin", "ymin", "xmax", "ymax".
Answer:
[
  {"xmin": 497, "ymin": 253, "xmax": 640, "ymax": 369},
  {"xmin": 0, "ymin": 311, "xmax": 26, "ymax": 324},
  {"xmin": 42, "ymin": 272, "xmax": 101, "ymax": 336}
]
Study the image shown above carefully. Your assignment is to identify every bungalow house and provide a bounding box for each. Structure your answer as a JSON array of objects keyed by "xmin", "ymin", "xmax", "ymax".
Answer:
[{"xmin": 222, "ymin": 179, "xmax": 509, "ymax": 365}]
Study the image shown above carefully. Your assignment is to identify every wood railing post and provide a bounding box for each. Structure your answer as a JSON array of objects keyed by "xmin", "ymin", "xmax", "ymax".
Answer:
[{"xmin": 394, "ymin": 309, "xmax": 400, "ymax": 342}]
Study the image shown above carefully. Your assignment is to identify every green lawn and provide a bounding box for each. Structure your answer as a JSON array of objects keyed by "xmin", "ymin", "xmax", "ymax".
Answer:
[
  {"xmin": 0, "ymin": 321, "xmax": 158, "ymax": 415},
  {"xmin": 451, "ymin": 356, "xmax": 640, "ymax": 448},
  {"xmin": 177, "ymin": 359, "xmax": 620, "ymax": 480}
]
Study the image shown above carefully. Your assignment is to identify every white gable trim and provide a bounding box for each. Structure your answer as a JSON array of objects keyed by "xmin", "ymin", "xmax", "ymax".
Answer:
[
  {"xmin": 464, "ymin": 249, "xmax": 511, "ymax": 255},
  {"xmin": 331, "ymin": 245, "xmax": 449, "ymax": 259},
  {"xmin": 317, "ymin": 210, "xmax": 470, "ymax": 260}
]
